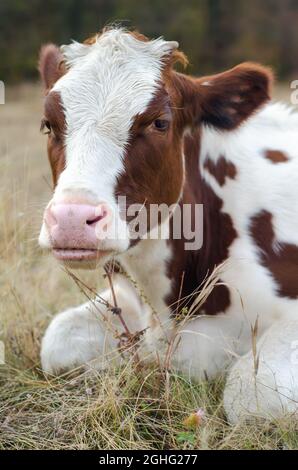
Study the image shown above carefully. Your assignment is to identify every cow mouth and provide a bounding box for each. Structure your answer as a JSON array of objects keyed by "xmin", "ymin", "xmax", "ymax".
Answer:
[{"xmin": 52, "ymin": 248, "xmax": 112, "ymax": 262}]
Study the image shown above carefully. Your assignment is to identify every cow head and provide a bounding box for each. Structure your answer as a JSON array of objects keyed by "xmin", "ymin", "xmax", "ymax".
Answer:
[{"xmin": 38, "ymin": 28, "xmax": 272, "ymax": 268}]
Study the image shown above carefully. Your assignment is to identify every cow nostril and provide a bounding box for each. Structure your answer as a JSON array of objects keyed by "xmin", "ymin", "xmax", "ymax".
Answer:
[{"xmin": 86, "ymin": 212, "xmax": 106, "ymax": 226}]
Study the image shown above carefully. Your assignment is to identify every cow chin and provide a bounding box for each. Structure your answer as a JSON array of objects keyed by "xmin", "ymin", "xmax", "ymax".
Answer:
[
  {"xmin": 52, "ymin": 248, "xmax": 114, "ymax": 270},
  {"xmin": 38, "ymin": 221, "xmax": 129, "ymax": 270}
]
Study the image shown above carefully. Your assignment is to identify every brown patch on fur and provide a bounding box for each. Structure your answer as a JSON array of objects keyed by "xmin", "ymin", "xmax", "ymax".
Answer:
[
  {"xmin": 115, "ymin": 87, "xmax": 184, "ymax": 237},
  {"xmin": 166, "ymin": 130, "xmax": 237, "ymax": 316},
  {"xmin": 204, "ymin": 156, "xmax": 237, "ymax": 186},
  {"xmin": 43, "ymin": 92, "xmax": 66, "ymax": 187},
  {"xmin": 203, "ymin": 284, "xmax": 231, "ymax": 315},
  {"xmin": 131, "ymin": 88, "xmax": 172, "ymax": 131},
  {"xmin": 264, "ymin": 150, "xmax": 289, "ymax": 164},
  {"xmin": 196, "ymin": 180, "xmax": 237, "ymax": 315},
  {"xmin": 250, "ymin": 210, "xmax": 298, "ymax": 299}
]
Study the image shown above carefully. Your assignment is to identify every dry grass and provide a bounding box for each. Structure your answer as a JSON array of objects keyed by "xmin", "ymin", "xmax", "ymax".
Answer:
[{"xmin": 0, "ymin": 83, "xmax": 297, "ymax": 450}]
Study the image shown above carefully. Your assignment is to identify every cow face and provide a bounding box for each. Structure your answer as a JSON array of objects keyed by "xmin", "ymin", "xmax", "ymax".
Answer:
[{"xmin": 38, "ymin": 28, "xmax": 271, "ymax": 268}]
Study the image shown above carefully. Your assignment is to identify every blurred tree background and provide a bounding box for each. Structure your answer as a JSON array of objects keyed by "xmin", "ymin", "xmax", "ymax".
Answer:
[{"xmin": 1, "ymin": 0, "xmax": 298, "ymax": 83}]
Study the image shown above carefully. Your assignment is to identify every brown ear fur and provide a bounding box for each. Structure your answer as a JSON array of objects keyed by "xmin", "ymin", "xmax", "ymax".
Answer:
[
  {"xmin": 38, "ymin": 44, "xmax": 65, "ymax": 92},
  {"xmin": 171, "ymin": 63, "xmax": 273, "ymax": 130},
  {"xmin": 198, "ymin": 62, "xmax": 273, "ymax": 129}
]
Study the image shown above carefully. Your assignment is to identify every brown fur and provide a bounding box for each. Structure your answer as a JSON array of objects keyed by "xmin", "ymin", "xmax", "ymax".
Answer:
[
  {"xmin": 264, "ymin": 149, "xmax": 289, "ymax": 163},
  {"xmin": 204, "ymin": 156, "xmax": 237, "ymax": 186},
  {"xmin": 43, "ymin": 92, "xmax": 66, "ymax": 187},
  {"xmin": 250, "ymin": 210, "xmax": 298, "ymax": 299},
  {"xmin": 115, "ymin": 87, "xmax": 184, "ymax": 218},
  {"xmin": 168, "ymin": 62, "xmax": 272, "ymax": 131},
  {"xmin": 166, "ymin": 131, "xmax": 237, "ymax": 316},
  {"xmin": 38, "ymin": 44, "xmax": 65, "ymax": 92}
]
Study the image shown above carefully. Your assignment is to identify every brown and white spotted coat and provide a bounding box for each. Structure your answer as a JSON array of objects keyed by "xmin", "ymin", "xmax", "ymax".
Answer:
[{"xmin": 38, "ymin": 29, "xmax": 298, "ymax": 423}]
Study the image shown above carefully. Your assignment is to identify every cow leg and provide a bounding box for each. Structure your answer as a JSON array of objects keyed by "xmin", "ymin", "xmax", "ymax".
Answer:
[
  {"xmin": 171, "ymin": 313, "xmax": 247, "ymax": 381},
  {"xmin": 223, "ymin": 317, "xmax": 298, "ymax": 424},
  {"xmin": 41, "ymin": 277, "xmax": 143, "ymax": 375}
]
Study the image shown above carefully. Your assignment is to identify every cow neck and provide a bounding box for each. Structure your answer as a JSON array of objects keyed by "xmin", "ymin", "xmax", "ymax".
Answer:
[{"xmin": 167, "ymin": 129, "xmax": 237, "ymax": 316}]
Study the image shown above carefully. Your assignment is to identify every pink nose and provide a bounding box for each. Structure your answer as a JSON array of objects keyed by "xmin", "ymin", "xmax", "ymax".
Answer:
[{"xmin": 44, "ymin": 203, "xmax": 111, "ymax": 249}]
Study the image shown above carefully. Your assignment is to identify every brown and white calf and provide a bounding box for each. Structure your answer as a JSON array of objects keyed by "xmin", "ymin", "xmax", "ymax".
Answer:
[{"xmin": 38, "ymin": 28, "xmax": 298, "ymax": 423}]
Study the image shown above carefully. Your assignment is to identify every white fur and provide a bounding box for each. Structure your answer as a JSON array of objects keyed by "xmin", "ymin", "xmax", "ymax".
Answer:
[
  {"xmin": 199, "ymin": 102, "xmax": 298, "ymax": 421},
  {"xmin": 224, "ymin": 317, "xmax": 298, "ymax": 423},
  {"xmin": 121, "ymin": 236, "xmax": 175, "ymax": 359}
]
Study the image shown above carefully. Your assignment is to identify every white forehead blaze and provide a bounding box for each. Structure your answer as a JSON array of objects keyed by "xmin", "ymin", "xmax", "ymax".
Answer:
[{"xmin": 51, "ymin": 29, "xmax": 177, "ymax": 203}]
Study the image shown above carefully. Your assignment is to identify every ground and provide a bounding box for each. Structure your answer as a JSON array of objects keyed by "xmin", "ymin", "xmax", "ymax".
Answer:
[{"xmin": 0, "ymin": 83, "xmax": 297, "ymax": 450}]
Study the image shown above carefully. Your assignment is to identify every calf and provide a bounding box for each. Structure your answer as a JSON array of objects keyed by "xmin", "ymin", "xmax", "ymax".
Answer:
[{"xmin": 38, "ymin": 28, "xmax": 298, "ymax": 423}]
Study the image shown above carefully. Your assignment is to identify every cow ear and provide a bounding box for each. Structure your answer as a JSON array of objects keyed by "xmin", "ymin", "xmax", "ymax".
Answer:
[
  {"xmin": 197, "ymin": 63, "xmax": 273, "ymax": 130},
  {"xmin": 38, "ymin": 44, "xmax": 65, "ymax": 92}
]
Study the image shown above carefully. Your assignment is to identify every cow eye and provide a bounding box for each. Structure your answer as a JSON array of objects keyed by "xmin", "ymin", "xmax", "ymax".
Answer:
[
  {"xmin": 153, "ymin": 119, "xmax": 169, "ymax": 132},
  {"xmin": 40, "ymin": 119, "xmax": 52, "ymax": 135}
]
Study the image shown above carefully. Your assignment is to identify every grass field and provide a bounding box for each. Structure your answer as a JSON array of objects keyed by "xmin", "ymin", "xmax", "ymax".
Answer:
[{"xmin": 0, "ymin": 82, "xmax": 297, "ymax": 450}]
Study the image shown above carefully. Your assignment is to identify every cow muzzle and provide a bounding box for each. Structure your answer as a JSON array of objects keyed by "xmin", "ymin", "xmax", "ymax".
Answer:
[{"xmin": 42, "ymin": 201, "xmax": 114, "ymax": 265}]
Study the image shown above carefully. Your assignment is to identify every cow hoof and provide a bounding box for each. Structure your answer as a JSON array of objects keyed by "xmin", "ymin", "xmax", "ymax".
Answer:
[
  {"xmin": 223, "ymin": 318, "xmax": 298, "ymax": 424},
  {"xmin": 40, "ymin": 306, "xmax": 109, "ymax": 375}
]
